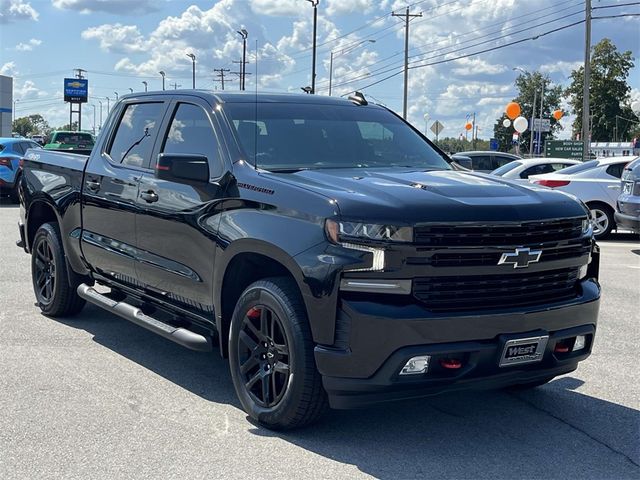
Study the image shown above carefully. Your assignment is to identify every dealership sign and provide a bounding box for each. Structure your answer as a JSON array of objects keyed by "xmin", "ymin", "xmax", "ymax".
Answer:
[
  {"xmin": 64, "ymin": 78, "xmax": 88, "ymax": 103},
  {"xmin": 545, "ymin": 140, "xmax": 584, "ymax": 159}
]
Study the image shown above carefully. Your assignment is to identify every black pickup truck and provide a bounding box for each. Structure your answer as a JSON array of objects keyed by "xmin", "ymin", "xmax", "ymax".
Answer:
[{"xmin": 18, "ymin": 91, "xmax": 600, "ymax": 429}]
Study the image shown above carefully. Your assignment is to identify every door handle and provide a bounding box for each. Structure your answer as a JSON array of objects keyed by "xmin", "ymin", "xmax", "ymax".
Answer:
[
  {"xmin": 607, "ymin": 185, "xmax": 621, "ymax": 190},
  {"xmin": 85, "ymin": 179, "xmax": 101, "ymax": 191},
  {"xmin": 140, "ymin": 190, "xmax": 159, "ymax": 203}
]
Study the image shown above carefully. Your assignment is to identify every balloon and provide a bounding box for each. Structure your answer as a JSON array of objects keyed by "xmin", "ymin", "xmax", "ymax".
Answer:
[
  {"xmin": 502, "ymin": 118, "xmax": 511, "ymax": 128},
  {"xmin": 505, "ymin": 102, "xmax": 521, "ymax": 120},
  {"xmin": 552, "ymin": 110, "xmax": 564, "ymax": 121},
  {"xmin": 513, "ymin": 116, "xmax": 528, "ymax": 133},
  {"xmin": 465, "ymin": 122, "xmax": 472, "ymax": 131},
  {"xmin": 631, "ymin": 100, "xmax": 640, "ymax": 116}
]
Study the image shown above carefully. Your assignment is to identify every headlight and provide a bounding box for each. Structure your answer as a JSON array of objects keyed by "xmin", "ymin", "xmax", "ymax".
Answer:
[{"xmin": 325, "ymin": 219, "xmax": 413, "ymax": 243}]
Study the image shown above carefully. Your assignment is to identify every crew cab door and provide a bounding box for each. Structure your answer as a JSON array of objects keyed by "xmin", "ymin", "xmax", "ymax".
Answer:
[
  {"xmin": 134, "ymin": 100, "xmax": 229, "ymax": 314},
  {"xmin": 81, "ymin": 100, "xmax": 169, "ymax": 284}
]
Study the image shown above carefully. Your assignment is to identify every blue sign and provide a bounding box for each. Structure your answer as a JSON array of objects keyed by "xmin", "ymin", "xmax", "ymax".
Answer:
[
  {"xmin": 489, "ymin": 138, "xmax": 499, "ymax": 150},
  {"xmin": 64, "ymin": 78, "xmax": 88, "ymax": 103}
]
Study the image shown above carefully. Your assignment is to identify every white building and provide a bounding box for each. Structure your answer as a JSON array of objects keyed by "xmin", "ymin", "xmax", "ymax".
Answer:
[{"xmin": 0, "ymin": 75, "xmax": 13, "ymax": 137}]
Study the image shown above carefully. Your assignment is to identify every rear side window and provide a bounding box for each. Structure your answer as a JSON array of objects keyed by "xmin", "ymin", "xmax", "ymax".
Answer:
[
  {"xmin": 491, "ymin": 161, "xmax": 521, "ymax": 176},
  {"xmin": 471, "ymin": 155, "xmax": 492, "ymax": 170},
  {"xmin": 520, "ymin": 164, "xmax": 555, "ymax": 179},
  {"xmin": 550, "ymin": 162, "xmax": 574, "ymax": 171},
  {"xmin": 560, "ymin": 160, "xmax": 599, "ymax": 175},
  {"xmin": 108, "ymin": 102, "xmax": 165, "ymax": 168},
  {"xmin": 493, "ymin": 155, "xmax": 514, "ymax": 169},
  {"xmin": 162, "ymin": 103, "xmax": 223, "ymax": 178},
  {"xmin": 605, "ymin": 162, "xmax": 626, "ymax": 178}
]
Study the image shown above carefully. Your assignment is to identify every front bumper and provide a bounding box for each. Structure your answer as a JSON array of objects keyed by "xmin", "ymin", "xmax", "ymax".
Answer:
[
  {"xmin": 614, "ymin": 210, "xmax": 640, "ymax": 233},
  {"xmin": 315, "ymin": 278, "xmax": 600, "ymax": 409}
]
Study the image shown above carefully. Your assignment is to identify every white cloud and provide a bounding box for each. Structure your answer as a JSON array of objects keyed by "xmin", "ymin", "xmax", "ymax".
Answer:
[
  {"xmin": 540, "ymin": 60, "xmax": 582, "ymax": 77},
  {"xmin": 0, "ymin": 0, "xmax": 38, "ymax": 23},
  {"xmin": 52, "ymin": 0, "xmax": 159, "ymax": 15},
  {"xmin": 81, "ymin": 24, "xmax": 146, "ymax": 53},
  {"xmin": 250, "ymin": 0, "xmax": 299, "ymax": 17},
  {"xmin": 326, "ymin": 0, "xmax": 377, "ymax": 16},
  {"xmin": 451, "ymin": 57, "xmax": 507, "ymax": 76},
  {"xmin": 14, "ymin": 38, "xmax": 41, "ymax": 51},
  {"xmin": 0, "ymin": 61, "xmax": 17, "ymax": 76},
  {"xmin": 15, "ymin": 79, "xmax": 48, "ymax": 100}
]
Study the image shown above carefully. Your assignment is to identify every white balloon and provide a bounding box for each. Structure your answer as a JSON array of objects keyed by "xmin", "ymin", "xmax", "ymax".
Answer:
[
  {"xmin": 502, "ymin": 118, "xmax": 511, "ymax": 128},
  {"xmin": 513, "ymin": 116, "xmax": 528, "ymax": 133},
  {"xmin": 631, "ymin": 100, "xmax": 640, "ymax": 116}
]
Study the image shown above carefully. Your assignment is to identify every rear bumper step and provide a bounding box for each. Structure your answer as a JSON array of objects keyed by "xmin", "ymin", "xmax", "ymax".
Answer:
[{"xmin": 77, "ymin": 284, "xmax": 211, "ymax": 352}]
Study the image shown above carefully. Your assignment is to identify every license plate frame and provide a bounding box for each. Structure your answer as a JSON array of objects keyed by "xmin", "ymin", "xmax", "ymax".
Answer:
[
  {"xmin": 499, "ymin": 335, "xmax": 549, "ymax": 367},
  {"xmin": 623, "ymin": 181, "xmax": 633, "ymax": 194}
]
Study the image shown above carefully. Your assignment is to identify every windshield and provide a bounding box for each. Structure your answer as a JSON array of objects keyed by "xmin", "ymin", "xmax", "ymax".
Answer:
[
  {"xmin": 54, "ymin": 133, "xmax": 94, "ymax": 145},
  {"xmin": 224, "ymin": 103, "xmax": 451, "ymax": 171},
  {"xmin": 492, "ymin": 161, "xmax": 522, "ymax": 176},
  {"xmin": 559, "ymin": 160, "xmax": 599, "ymax": 175}
]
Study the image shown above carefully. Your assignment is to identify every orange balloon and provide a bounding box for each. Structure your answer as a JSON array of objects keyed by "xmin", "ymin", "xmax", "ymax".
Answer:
[
  {"xmin": 505, "ymin": 102, "xmax": 521, "ymax": 120},
  {"xmin": 465, "ymin": 122, "xmax": 473, "ymax": 131},
  {"xmin": 553, "ymin": 109, "xmax": 564, "ymax": 120}
]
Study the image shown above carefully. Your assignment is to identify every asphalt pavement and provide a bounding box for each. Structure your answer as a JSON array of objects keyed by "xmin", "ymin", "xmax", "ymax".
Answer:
[{"xmin": 0, "ymin": 203, "xmax": 638, "ymax": 479}]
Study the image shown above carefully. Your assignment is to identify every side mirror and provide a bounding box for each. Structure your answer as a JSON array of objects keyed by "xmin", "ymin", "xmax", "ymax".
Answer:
[{"xmin": 156, "ymin": 153, "xmax": 209, "ymax": 183}]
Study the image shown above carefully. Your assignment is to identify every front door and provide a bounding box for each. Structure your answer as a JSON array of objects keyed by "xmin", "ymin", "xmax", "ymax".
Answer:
[
  {"xmin": 134, "ymin": 100, "xmax": 229, "ymax": 314},
  {"xmin": 81, "ymin": 100, "xmax": 168, "ymax": 285}
]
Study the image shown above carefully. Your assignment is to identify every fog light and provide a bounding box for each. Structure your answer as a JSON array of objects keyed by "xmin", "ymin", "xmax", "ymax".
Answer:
[
  {"xmin": 578, "ymin": 264, "xmax": 588, "ymax": 279},
  {"xmin": 573, "ymin": 335, "xmax": 586, "ymax": 352},
  {"xmin": 400, "ymin": 355, "xmax": 430, "ymax": 375}
]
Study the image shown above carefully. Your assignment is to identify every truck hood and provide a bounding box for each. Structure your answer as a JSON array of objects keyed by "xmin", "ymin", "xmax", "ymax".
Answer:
[{"xmin": 269, "ymin": 168, "xmax": 587, "ymax": 224}]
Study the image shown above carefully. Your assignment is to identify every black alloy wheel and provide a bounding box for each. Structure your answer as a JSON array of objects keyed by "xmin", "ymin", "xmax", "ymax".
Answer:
[
  {"xmin": 237, "ymin": 305, "xmax": 291, "ymax": 408},
  {"xmin": 33, "ymin": 235, "xmax": 56, "ymax": 305}
]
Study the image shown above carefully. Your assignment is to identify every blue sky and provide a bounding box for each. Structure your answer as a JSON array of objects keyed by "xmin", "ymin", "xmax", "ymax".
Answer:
[{"xmin": 1, "ymin": 0, "xmax": 638, "ymax": 139}]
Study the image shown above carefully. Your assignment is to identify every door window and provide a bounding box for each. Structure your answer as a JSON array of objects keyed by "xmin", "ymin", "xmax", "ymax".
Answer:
[
  {"xmin": 492, "ymin": 155, "xmax": 514, "ymax": 169},
  {"xmin": 520, "ymin": 164, "xmax": 554, "ymax": 178},
  {"xmin": 471, "ymin": 155, "xmax": 492, "ymax": 170},
  {"xmin": 162, "ymin": 103, "xmax": 223, "ymax": 178},
  {"xmin": 108, "ymin": 102, "xmax": 165, "ymax": 168}
]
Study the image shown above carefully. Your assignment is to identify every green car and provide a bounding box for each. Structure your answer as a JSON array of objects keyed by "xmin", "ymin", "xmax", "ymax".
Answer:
[{"xmin": 44, "ymin": 131, "xmax": 95, "ymax": 155}]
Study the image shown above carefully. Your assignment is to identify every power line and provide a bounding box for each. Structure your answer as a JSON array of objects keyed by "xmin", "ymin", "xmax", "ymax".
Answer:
[
  {"xmin": 592, "ymin": 12, "xmax": 640, "ymax": 19},
  {"xmin": 592, "ymin": 2, "xmax": 640, "ymax": 9}
]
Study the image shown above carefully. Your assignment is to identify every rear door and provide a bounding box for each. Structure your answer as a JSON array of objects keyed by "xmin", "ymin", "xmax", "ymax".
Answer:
[
  {"xmin": 602, "ymin": 161, "xmax": 627, "ymax": 204},
  {"xmin": 134, "ymin": 99, "xmax": 229, "ymax": 314},
  {"xmin": 81, "ymin": 99, "xmax": 169, "ymax": 284}
]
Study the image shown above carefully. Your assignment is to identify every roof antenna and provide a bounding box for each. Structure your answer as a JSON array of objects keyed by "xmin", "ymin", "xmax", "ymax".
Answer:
[{"xmin": 253, "ymin": 39, "xmax": 258, "ymax": 170}]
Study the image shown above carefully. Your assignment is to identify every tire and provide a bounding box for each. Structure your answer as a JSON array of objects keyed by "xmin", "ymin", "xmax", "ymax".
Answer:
[
  {"xmin": 228, "ymin": 277, "xmax": 328, "ymax": 430},
  {"xmin": 31, "ymin": 222, "xmax": 85, "ymax": 317},
  {"xmin": 505, "ymin": 376, "xmax": 555, "ymax": 391},
  {"xmin": 588, "ymin": 202, "xmax": 615, "ymax": 239}
]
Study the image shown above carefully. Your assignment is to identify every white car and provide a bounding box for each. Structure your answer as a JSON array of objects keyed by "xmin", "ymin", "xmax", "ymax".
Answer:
[
  {"xmin": 529, "ymin": 156, "xmax": 638, "ymax": 238},
  {"xmin": 491, "ymin": 158, "xmax": 581, "ymax": 182}
]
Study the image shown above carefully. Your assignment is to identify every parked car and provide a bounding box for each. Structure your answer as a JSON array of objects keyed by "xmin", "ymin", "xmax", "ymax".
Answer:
[
  {"xmin": 0, "ymin": 137, "xmax": 42, "ymax": 202},
  {"xmin": 615, "ymin": 157, "xmax": 640, "ymax": 233},
  {"xmin": 530, "ymin": 156, "xmax": 636, "ymax": 238},
  {"xmin": 451, "ymin": 151, "xmax": 521, "ymax": 172},
  {"xmin": 491, "ymin": 158, "xmax": 581, "ymax": 182},
  {"xmin": 29, "ymin": 134, "xmax": 46, "ymax": 146},
  {"xmin": 44, "ymin": 131, "xmax": 95, "ymax": 155},
  {"xmin": 19, "ymin": 91, "xmax": 599, "ymax": 429}
]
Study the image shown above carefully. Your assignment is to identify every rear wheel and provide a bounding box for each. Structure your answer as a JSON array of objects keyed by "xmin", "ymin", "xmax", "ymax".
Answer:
[
  {"xmin": 228, "ymin": 277, "xmax": 328, "ymax": 430},
  {"xmin": 31, "ymin": 222, "xmax": 85, "ymax": 317},
  {"xmin": 588, "ymin": 202, "xmax": 615, "ymax": 239}
]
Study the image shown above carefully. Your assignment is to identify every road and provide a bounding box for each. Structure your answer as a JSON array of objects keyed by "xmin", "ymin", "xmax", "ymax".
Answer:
[{"xmin": 0, "ymin": 203, "xmax": 638, "ymax": 479}]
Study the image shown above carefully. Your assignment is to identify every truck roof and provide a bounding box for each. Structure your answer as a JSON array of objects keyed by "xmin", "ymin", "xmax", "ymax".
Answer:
[{"xmin": 117, "ymin": 90, "xmax": 376, "ymax": 107}]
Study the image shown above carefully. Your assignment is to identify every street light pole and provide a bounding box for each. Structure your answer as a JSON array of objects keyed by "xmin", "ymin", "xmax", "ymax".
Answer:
[
  {"xmin": 328, "ymin": 39, "xmax": 375, "ymax": 96},
  {"xmin": 114, "ymin": 91, "xmax": 118, "ymax": 100},
  {"xmin": 237, "ymin": 29, "xmax": 248, "ymax": 91},
  {"xmin": 105, "ymin": 96, "xmax": 110, "ymax": 116},
  {"xmin": 186, "ymin": 53, "xmax": 196, "ymax": 89},
  {"xmin": 582, "ymin": 0, "xmax": 592, "ymax": 160},
  {"xmin": 142, "ymin": 81, "xmax": 148, "ymax": 92},
  {"xmin": 128, "ymin": 88, "xmax": 133, "ymax": 94},
  {"xmin": 90, "ymin": 104, "xmax": 96, "ymax": 134},
  {"xmin": 159, "ymin": 71, "xmax": 166, "ymax": 91},
  {"xmin": 307, "ymin": 0, "xmax": 319, "ymax": 94},
  {"xmin": 12, "ymin": 99, "xmax": 19, "ymax": 126},
  {"xmin": 98, "ymin": 101, "xmax": 103, "ymax": 131}
]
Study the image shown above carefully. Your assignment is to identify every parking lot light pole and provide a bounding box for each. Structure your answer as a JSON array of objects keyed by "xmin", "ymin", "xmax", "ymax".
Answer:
[
  {"xmin": 12, "ymin": 99, "xmax": 19, "ymax": 126},
  {"xmin": 329, "ymin": 39, "xmax": 375, "ymax": 96},
  {"xmin": 105, "ymin": 96, "xmax": 110, "ymax": 116},
  {"xmin": 186, "ymin": 53, "xmax": 196, "ymax": 89},
  {"xmin": 142, "ymin": 81, "xmax": 148, "ymax": 92},
  {"xmin": 236, "ymin": 29, "xmax": 248, "ymax": 91},
  {"xmin": 128, "ymin": 88, "xmax": 133, "ymax": 94},
  {"xmin": 306, "ymin": 0, "xmax": 319, "ymax": 94},
  {"xmin": 159, "ymin": 71, "xmax": 166, "ymax": 91},
  {"xmin": 98, "ymin": 100, "xmax": 103, "ymax": 131},
  {"xmin": 114, "ymin": 91, "xmax": 119, "ymax": 100}
]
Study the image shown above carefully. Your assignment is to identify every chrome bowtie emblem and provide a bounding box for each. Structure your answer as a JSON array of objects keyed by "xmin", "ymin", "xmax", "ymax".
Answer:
[{"xmin": 498, "ymin": 247, "xmax": 542, "ymax": 269}]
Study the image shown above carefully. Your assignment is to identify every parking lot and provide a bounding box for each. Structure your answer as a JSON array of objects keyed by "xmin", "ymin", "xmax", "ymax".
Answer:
[{"xmin": 0, "ymin": 202, "xmax": 638, "ymax": 479}]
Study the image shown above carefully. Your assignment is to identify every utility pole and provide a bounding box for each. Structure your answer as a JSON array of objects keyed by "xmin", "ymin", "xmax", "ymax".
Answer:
[
  {"xmin": 472, "ymin": 112, "xmax": 476, "ymax": 150},
  {"xmin": 214, "ymin": 68, "xmax": 230, "ymax": 91},
  {"xmin": 392, "ymin": 7, "xmax": 422, "ymax": 120},
  {"xmin": 582, "ymin": 0, "xmax": 592, "ymax": 160},
  {"xmin": 537, "ymin": 83, "xmax": 545, "ymax": 155},
  {"xmin": 232, "ymin": 60, "xmax": 252, "ymax": 90},
  {"xmin": 186, "ymin": 53, "xmax": 196, "ymax": 89},
  {"xmin": 171, "ymin": 82, "xmax": 181, "ymax": 90},
  {"xmin": 159, "ymin": 71, "xmax": 166, "ymax": 91},
  {"xmin": 142, "ymin": 81, "xmax": 148, "ymax": 92},
  {"xmin": 98, "ymin": 100, "xmax": 103, "ymax": 131},
  {"xmin": 306, "ymin": 0, "xmax": 319, "ymax": 94}
]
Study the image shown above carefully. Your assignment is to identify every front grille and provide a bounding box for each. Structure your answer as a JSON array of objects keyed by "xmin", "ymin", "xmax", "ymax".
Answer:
[
  {"xmin": 408, "ymin": 241, "xmax": 592, "ymax": 267},
  {"xmin": 413, "ymin": 267, "xmax": 580, "ymax": 312},
  {"xmin": 414, "ymin": 218, "xmax": 584, "ymax": 247}
]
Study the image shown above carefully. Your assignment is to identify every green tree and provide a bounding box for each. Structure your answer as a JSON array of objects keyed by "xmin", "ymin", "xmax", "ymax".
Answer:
[
  {"xmin": 435, "ymin": 137, "xmax": 489, "ymax": 153},
  {"xmin": 565, "ymin": 38, "xmax": 635, "ymax": 141},
  {"xmin": 11, "ymin": 114, "xmax": 51, "ymax": 137},
  {"xmin": 493, "ymin": 72, "xmax": 564, "ymax": 154}
]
